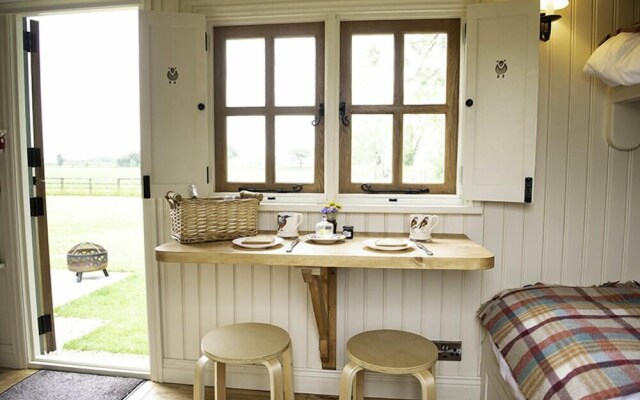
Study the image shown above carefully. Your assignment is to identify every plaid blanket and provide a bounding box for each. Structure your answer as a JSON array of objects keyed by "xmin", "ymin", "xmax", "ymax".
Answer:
[{"xmin": 478, "ymin": 282, "xmax": 640, "ymax": 400}]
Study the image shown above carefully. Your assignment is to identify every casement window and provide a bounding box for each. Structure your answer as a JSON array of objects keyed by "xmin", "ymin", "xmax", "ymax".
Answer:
[
  {"xmin": 213, "ymin": 23, "xmax": 325, "ymax": 193},
  {"xmin": 339, "ymin": 20, "xmax": 460, "ymax": 195}
]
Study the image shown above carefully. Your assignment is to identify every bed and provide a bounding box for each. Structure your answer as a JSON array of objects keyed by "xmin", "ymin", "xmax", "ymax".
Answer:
[
  {"xmin": 477, "ymin": 282, "xmax": 640, "ymax": 400},
  {"xmin": 583, "ymin": 22, "xmax": 640, "ymax": 151}
]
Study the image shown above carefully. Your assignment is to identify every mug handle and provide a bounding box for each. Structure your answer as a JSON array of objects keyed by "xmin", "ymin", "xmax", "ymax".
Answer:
[
  {"xmin": 428, "ymin": 215, "xmax": 439, "ymax": 229},
  {"xmin": 296, "ymin": 213, "xmax": 304, "ymax": 228}
]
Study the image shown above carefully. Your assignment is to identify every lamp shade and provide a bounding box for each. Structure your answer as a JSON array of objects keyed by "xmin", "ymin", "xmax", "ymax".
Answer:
[{"xmin": 540, "ymin": 0, "xmax": 569, "ymax": 13}]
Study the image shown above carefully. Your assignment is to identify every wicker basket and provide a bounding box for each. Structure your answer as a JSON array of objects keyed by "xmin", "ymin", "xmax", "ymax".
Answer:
[{"xmin": 165, "ymin": 191, "xmax": 263, "ymax": 243}]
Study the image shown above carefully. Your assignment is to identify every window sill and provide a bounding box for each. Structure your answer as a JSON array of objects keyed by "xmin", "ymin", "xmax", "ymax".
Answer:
[{"xmin": 259, "ymin": 200, "xmax": 483, "ymax": 215}]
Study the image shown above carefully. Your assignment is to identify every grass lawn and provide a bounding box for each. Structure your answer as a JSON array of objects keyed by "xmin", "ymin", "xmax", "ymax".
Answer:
[
  {"xmin": 47, "ymin": 196, "xmax": 144, "ymax": 272},
  {"xmin": 47, "ymin": 193, "xmax": 148, "ymax": 355},
  {"xmin": 55, "ymin": 272, "xmax": 148, "ymax": 355}
]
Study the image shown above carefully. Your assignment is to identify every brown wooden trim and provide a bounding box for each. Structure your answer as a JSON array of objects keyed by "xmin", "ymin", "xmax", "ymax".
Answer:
[
  {"xmin": 339, "ymin": 19, "xmax": 460, "ymax": 195},
  {"xmin": 214, "ymin": 23, "xmax": 324, "ymax": 193},
  {"xmin": 29, "ymin": 19, "xmax": 56, "ymax": 353}
]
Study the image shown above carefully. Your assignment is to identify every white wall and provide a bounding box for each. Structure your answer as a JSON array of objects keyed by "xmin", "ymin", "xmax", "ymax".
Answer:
[{"xmin": 152, "ymin": 2, "xmax": 640, "ymax": 399}]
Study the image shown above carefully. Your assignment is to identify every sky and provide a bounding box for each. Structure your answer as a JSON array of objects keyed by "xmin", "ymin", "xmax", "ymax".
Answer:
[{"xmin": 34, "ymin": 9, "xmax": 139, "ymax": 163}]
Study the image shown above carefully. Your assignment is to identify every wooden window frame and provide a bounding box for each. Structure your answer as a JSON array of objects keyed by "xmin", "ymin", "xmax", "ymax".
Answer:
[
  {"xmin": 339, "ymin": 19, "xmax": 460, "ymax": 195},
  {"xmin": 214, "ymin": 23, "xmax": 325, "ymax": 193}
]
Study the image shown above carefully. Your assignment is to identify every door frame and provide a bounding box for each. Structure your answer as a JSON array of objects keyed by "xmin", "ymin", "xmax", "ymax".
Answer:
[{"xmin": 0, "ymin": 10, "xmax": 161, "ymax": 380}]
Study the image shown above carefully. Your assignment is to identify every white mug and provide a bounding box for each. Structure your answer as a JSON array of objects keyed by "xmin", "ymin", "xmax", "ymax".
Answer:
[
  {"xmin": 277, "ymin": 212, "xmax": 303, "ymax": 238},
  {"xmin": 409, "ymin": 214, "xmax": 439, "ymax": 242}
]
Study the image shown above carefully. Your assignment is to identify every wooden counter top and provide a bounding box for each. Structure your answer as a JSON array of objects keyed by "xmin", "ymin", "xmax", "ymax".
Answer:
[{"xmin": 155, "ymin": 233, "xmax": 494, "ymax": 270}]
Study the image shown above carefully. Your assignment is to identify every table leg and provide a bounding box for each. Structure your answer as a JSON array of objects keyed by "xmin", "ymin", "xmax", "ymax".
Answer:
[{"xmin": 300, "ymin": 267, "xmax": 336, "ymax": 370}]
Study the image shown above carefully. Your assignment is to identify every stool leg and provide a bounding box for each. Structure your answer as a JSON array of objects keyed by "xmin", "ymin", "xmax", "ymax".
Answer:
[
  {"xmin": 194, "ymin": 355, "xmax": 211, "ymax": 400},
  {"xmin": 414, "ymin": 369, "xmax": 436, "ymax": 400},
  {"xmin": 103, "ymin": 269, "xmax": 109, "ymax": 277},
  {"xmin": 281, "ymin": 342, "xmax": 294, "ymax": 400},
  {"xmin": 262, "ymin": 358, "xmax": 284, "ymax": 400},
  {"xmin": 339, "ymin": 361, "xmax": 363, "ymax": 400},
  {"xmin": 353, "ymin": 369, "xmax": 364, "ymax": 400},
  {"xmin": 214, "ymin": 362, "xmax": 226, "ymax": 400}
]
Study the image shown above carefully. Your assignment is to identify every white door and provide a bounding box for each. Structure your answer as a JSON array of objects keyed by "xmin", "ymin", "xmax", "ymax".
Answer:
[{"xmin": 462, "ymin": 0, "xmax": 539, "ymax": 203}]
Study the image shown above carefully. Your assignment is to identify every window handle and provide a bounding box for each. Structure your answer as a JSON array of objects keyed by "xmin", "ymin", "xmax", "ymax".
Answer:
[
  {"xmin": 311, "ymin": 103, "xmax": 324, "ymax": 126},
  {"xmin": 339, "ymin": 101, "xmax": 350, "ymax": 127},
  {"xmin": 360, "ymin": 183, "xmax": 429, "ymax": 194},
  {"xmin": 238, "ymin": 184, "xmax": 303, "ymax": 193}
]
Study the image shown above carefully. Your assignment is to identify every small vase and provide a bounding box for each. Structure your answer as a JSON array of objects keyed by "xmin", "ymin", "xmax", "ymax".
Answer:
[{"xmin": 326, "ymin": 212, "xmax": 337, "ymax": 234}]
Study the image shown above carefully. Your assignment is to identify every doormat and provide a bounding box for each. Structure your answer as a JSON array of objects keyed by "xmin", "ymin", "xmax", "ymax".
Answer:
[{"xmin": 0, "ymin": 369, "xmax": 144, "ymax": 400}]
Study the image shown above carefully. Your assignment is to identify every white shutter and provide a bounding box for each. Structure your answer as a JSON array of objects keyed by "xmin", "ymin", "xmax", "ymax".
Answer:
[
  {"xmin": 462, "ymin": 0, "xmax": 538, "ymax": 203},
  {"xmin": 139, "ymin": 11, "xmax": 208, "ymax": 199}
]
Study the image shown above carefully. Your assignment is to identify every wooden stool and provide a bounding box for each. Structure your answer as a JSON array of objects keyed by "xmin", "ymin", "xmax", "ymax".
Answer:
[
  {"xmin": 194, "ymin": 323, "xmax": 294, "ymax": 400},
  {"xmin": 339, "ymin": 330, "xmax": 438, "ymax": 400}
]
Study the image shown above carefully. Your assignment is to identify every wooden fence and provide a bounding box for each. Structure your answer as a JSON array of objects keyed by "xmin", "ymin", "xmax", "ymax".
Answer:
[{"xmin": 45, "ymin": 177, "xmax": 141, "ymax": 196}]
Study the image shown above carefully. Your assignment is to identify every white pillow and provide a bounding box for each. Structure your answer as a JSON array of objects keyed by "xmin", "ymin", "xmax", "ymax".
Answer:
[{"xmin": 583, "ymin": 32, "xmax": 640, "ymax": 87}]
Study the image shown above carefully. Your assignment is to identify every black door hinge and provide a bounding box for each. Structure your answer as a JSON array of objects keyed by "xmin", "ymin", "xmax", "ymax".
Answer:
[
  {"xmin": 38, "ymin": 314, "xmax": 52, "ymax": 335},
  {"xmin": 27, "ymin": 147, "xmax": 42, "ymax": 168},
  {"xmin": 524, "ymin": 177, "xmax": 533, "ymax": 203},
  {"xmin": 30, "ymin": 197, "xmax": 44, "ymax": 217},
  {"xmin": 23, "ymin": 30, "xmax": 38, "ymax": 53},
  {"xmin": 143, "ymin": 175, "xmax": 151, "ymax": 199}
]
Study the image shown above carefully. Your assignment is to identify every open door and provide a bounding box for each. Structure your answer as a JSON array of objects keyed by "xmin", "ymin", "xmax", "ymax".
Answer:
[{"xmin": 24, "ymin": 19, "xmax": 56, "ymax": 353}]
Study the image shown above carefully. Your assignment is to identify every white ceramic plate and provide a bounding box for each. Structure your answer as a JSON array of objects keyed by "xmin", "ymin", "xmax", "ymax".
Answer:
[
  {"xmin": 232, "ymin": 236, "xmax": 284, "ymax": 249},
  {"xmin": 364, "ymin": 238, "xmax": 414, "ymax": 251},
  {"xmin": 306, "ymin": 234, "xmax": 346, "ymax": 244}
]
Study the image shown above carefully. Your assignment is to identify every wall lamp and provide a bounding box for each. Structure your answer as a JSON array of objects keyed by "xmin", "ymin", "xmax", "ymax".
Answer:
[{"xmin": 540, "ymin": 0, "xmax": 569, "ymax": 41}]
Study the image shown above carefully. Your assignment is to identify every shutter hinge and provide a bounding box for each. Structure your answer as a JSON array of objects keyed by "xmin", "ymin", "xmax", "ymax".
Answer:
[
  {"xmin": 463, "ymin": 23, "xmax": 467, "ymax": 43},
  {"xmin": 27, "ymin": 147, "xmax": 42, "ymax": 168},
  {"xmin": 30, "ymin": 197, "xmax": 44, "ymax": 217},
  {"xmin": 205, "ymin": 32, "xmax": 208, "ymax": 51},
  {"xmin": 23, "ymin": 30, "xmax": 38, "ymax": 53},
  {"xmin": 524, "ymin": 177, "xmax": 533, "ymax": 203},
  {"xmin": 37, "ymin": 314, "xmax": 52, "ymax": 335},
  {"xmin": 143, "ymin": 175, "xmax": 151, "ymax": 199}
]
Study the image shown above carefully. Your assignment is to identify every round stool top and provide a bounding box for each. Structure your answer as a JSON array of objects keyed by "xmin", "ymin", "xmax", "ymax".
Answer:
[
  {"xmin": 201, "ymin": 323, "xmax": 291, "ymax": 364},
  {"xmin": 346, "ymin": 330, "xmax": 438, "ymax": 374}
]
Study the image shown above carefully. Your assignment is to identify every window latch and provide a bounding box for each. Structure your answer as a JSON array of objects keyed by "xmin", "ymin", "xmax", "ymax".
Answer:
[
  {"xmin": 238, "ymin": 184, "xmax": 303, "ymax": 193},
  {"xmin": 311, "ymin": 103, "xmax": 324, "ymax": 126},
  {"xmin": 360, "ymin": 183, "xmax": 429, "ymax": 194},
  {"xmin": 339, "ymin": 101, "xmax": 350, "ymax": 127}
]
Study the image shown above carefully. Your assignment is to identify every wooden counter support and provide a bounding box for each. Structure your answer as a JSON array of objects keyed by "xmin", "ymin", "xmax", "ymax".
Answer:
[
  {"xmin": 300, "ymin": 267, "xmax": 337, "ymax": 370},
  {"xmin": 155, "ymin": 233, "xmax": 493, "ymax": 371}
]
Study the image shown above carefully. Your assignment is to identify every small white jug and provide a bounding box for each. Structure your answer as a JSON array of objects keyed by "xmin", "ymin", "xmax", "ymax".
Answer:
[
  {"xmin": 277, "ymin": 212, "xmax": 304, "ymax": 238},
  {"xmin": 409, "ymin": 214, "xmax": 439, "ymax": 242}
]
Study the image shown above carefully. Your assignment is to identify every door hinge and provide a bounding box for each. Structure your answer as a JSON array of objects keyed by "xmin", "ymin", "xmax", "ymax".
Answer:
[
  {"xmin": 23, "ymin": 30, "xmax": 38, "ymax": 53},
  {"xmin": 524, "ymin": 177, "xmax": 533, "ymax": 203},
  {"xmin": 27, "ymin": 147, "xmax": 42, "ymax": 168},
  {"xmin": 30, "ymin": 197, "xmax": 44, "ymax": 217},
  {"xmin": 38, "ymin": 314, "xmax": 52, "ymax": 335},
  {"xmin": 143, "ymin": 175, "xmax": 151, "ymax": 199}
]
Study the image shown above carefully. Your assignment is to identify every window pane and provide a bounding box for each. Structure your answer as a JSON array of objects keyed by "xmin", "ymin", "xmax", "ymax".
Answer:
[
  {"xmin": 226, "ymin": 39, "xmax": 265, "ymax": 107},
  {"xmin": 275, "ymin": 116, "xmax": 315, "ymax": 183},
  {"xmin": 275, "ymin": 37, "xmax": 315, "ymax": 106},
  {"xmin": 227, "ymin": 116, "xmax": 265, "ymax": 182},
  {"xmin": 402, "ymin": 114, "xmax": 445, "ymax": 184},
  {"xmin": 404, "ymin": 34, "xmax": 447, "ymax": 105},
  {"xmin": 351, "ymin": 114, "xmax": 393, "ymax": 183},
  {"xmin": 352, "ymin": 35, "xmax": 394, "ymax": 105}
]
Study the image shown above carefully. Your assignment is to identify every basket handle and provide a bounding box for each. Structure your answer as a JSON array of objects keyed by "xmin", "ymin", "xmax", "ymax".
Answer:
[
  {"xmin": 239, "ymin": 191, "xmax": 264, "ymax": 202},
  {"xmin": 165, "ymin": 191, "xmax": 183, "ymax": 209}
]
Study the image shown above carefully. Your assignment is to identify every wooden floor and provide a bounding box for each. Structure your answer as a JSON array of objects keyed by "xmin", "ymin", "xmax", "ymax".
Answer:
[{"xmin": 0, "ymin": 368, "xmax": 337, "ymax": 400}]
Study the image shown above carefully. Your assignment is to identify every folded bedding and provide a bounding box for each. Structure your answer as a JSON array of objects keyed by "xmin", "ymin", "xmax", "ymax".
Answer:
[{"xmin": 478, "ymin": 282, "xmax": 640, "ymax": 400}]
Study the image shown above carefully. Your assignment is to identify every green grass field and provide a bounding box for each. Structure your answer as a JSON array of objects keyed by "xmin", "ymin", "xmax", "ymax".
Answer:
[
  {"xmin": 45, "ymin": 166, "xmax": 141, "ymax": 196},
  {"xmin": 47, "ymin": 188, "xmax": 148, "ymax": 355}
]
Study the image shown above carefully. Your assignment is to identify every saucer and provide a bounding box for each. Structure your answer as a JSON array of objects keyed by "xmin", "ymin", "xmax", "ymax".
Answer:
[
  {"xmin": 232, "ymin": 236, "xmax": 284, "ymax": 249},
  {"xmin": 364, "ymin": 239, "xmax": 414, "ymax": 251},
  {"xmin": 306, "ymin": 234, "xmax": 346, "ymax": 244}
]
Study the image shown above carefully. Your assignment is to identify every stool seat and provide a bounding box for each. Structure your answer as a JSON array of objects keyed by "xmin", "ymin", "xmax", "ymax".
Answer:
[
  {"xmin": 202, "ymin": 323, "xmax": 290, "ymax": 364},
  {"xmin": 346, "ymin": 329, "xmax": 438, "ymax": 374},
  {"xmin": 194, "ymin": 323, "xmax": 294, "ymax": 400},
  {"xmin": 340, "ymin": 330, "xmax": 438, "ymax": 400}
]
